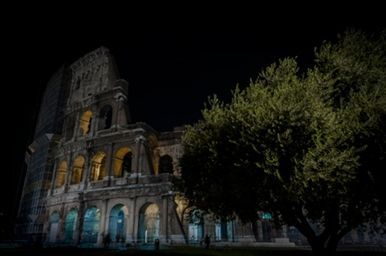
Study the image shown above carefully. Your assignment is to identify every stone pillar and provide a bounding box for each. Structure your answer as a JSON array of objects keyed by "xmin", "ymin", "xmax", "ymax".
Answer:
[
  {"xmin": 114, "ymin": 91, "xmax": 129, "ymax": 127},
  {"xmin": 132, "ymin": 197, "xmax": 139, "ymax": 243},
  {"xmin": 106, "ymin": 143, "xmax": 114, "ymax": 185},
  {"xmin": 134, "ymin": 135, "xmax": 153, "ymax": 176},
  {"xmin": 126, "ymin": 198, "xmax": 135, "ymax": 243},
  {"xmin": 97, "ymin": 199, "xmax": 109, "ymax": 246},
  {"xmin": 84, "ymin": 151, "xmax": 93, "ymax": 189},
  {"xmin": 75, "ymin": 198, "xmax": 85, "ymax": 245},
  {"xmin": 160, "ymin": 195, "xmax": 169, "ymax": 243},
  {"xmin": 64, "ymin": 153, "xmax": 73, "ymax": 192},
  {"xmin": 89, "ymin": 106, "xmax": 97, "ymax": 137},
  {"xmin": 133, "ymin": 136, "xmax": 143, "ymax": 176},
  {"xmin": 257, "ymin": 221, "xmax": 263, "ymax": 241},
  {"xmin": 73, "ymin": 112, "xmax": 81, "ymax": 140}
]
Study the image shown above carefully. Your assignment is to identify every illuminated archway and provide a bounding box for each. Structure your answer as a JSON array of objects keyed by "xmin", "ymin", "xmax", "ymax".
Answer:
[
  {"xmin": 113, "ymin": 147, "xmax": 132, "ymax": 178},
  {"xmin": 71, "ymin": 155, "xmax": 85, "ymax": 184},
  {"xmin": 55, "ymin": 160, "xmax": 68, "ymax": 188},
  {"xmin": 188, "ymin": 209, "xmax": 204, "ymax": 242},
  {"xmin": 64, "ymin": 208, "xmax": 78, "ymax": 242},
  {"xmin": 48, "ymin": 211, "xmax": 60, "ymax": 243},
  {"xmin": 215, "ymin": 218, "xmax": 234, "ymax": 241},
  {"xmin": 138, "ymin": 203, "xmax": 160, "ymax": 243},
  {"xmin": 90, "ymin": 152, "xmax": 106, "ymax": 181},
  {"xmin": 108, "ymin": 204, "xmax": 128, "ymax": 242},
  {"xmin": 81, "ymin": 207, "xmax": 100, "ymax": 243},
  {"xmin": 79, "ymin": 110, "xmax": 92, "ymax": 135}
]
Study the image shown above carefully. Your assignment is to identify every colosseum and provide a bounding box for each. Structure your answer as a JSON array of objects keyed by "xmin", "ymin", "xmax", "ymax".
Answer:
[{"xmin": 16, "ymin": 47, "xmax": 293, "ymax": 247}]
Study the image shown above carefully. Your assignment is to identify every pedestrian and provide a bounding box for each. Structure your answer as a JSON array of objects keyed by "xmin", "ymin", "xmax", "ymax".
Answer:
[
  {"xmin": 103, "ymin": 233, "xmax": 111, "ymax": 248},
  {"xmin": 154, "ymin": 238, "xmax": 160, "ymax": 250},
  {"xmin": 204, "ymin": 234, "xmax": 210, "ymax": 249}
]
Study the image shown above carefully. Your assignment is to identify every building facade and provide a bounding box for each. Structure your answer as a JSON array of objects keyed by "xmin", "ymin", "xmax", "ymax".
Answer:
[{"xmin": 18, "ymin": 47, "xmax": 291, "ymax": 247}]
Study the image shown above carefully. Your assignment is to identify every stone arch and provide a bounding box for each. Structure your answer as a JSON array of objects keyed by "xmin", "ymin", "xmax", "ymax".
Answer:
[
  {"xmin": 186, "ymin": 209, "xmax": 204, "ymax": 243},
  {"xmin": 71, "ymin": 155, "xmax": 85, "ymax": 184},
  {"xmin": 64, "ymin": 208, "xmax": 78, "ymax": 242},
  {"xmin": 81, "ymin": 207, "xmax": 101, "ymax": 243},
  {"xmin": 215, "ymin": 217, "xmax": 235, "ymax": 242},
  {"xmin": 138, "ymin": 203, "xmax": 160, "ymax": 243},
  {"xmin": 108, "ymin": 204, "xmax": 128, "ymax": 242},
  {"xmin": 90, "ymin": 151, "xmax": 106, "ymax": 181},
  {"xmin": 113, "ymin": 147, "xmax": 132, "ymax": 178},
  {"xmin": 79, "ymin": 110, "xmax": 93, "ymax": 136},
  {"xmin": 55, "ymin": 160, "xmax": 68, "ymax": 188},
  {"xmin": 158, "ymin": 155, "xmax": 173, "ymax": 174},
  {"xmin": 98, "ymin": 105, "xmax": 113, "ymax": 130},
  {"xmin": 48, "ymin": 211, "xmax": 60, "ymax": 243}
]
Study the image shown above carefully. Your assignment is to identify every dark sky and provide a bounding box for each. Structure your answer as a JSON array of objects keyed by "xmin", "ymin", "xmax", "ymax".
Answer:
[{"xmin": 2, "ymin": 5, "xmax": 385, "ymax": 235}]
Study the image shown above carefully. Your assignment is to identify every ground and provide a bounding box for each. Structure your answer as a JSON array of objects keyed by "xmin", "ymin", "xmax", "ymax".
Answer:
[{"xmin": 0, "ymin": 246, "xmax": 385, "ymax": 256}]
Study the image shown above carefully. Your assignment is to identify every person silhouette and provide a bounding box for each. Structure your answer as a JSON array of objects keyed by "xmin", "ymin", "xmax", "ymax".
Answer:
[
  {"xmin": 204, "ymin": 234, "xmax": 210, "ymax": 249},
  {"xmin": 154, "ymin": 238, "xmax": 160, "ymax": 250}
]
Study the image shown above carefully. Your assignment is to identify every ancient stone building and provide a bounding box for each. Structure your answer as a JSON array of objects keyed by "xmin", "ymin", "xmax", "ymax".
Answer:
[{"xmin": 17, "ymin": 47, "xmax": 322, "ymax": 248}]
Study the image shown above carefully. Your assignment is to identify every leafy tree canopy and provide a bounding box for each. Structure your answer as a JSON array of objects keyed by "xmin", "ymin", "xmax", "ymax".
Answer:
[{"xmin": 177, "ymin": 30, "xmax": 386, "ymax": 255}]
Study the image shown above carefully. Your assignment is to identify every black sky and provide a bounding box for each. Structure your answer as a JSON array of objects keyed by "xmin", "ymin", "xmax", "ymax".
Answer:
[{"xmin": 2, "ymin": 5, "xmax": 385, "ymax": 236}]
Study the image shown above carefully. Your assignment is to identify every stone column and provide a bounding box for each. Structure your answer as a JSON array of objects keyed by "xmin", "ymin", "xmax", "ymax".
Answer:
[
  {"xmin": 257, "ymin": 221, "xmax": 263, "ymax": 242},
  {"xmin": 97, "ymin": 199, "xmax": 109, "ymax": 246},
  {"xmin": 75, "ymin": 198, "xmax": 85, "ymax": 245},
  {"xmin": 64, "ymin": 153, "xmax": 73, "ymax": 192},
  {"xmin": 160, "ymin": 195, "xmax": 169, "ymax": 243},
  {"xmin": 84, "ymin": 151, "xmax": 93, "ymax": 189},
  {"xmin": 133, "ymin": 136, "xmax": 143, "ymax": 177},
  {"xmin": 126, "ymin": 198, "xmax": 135, "ymax": 243},
  {"xmin": 106, "ymin": 143, "xmax": 114, "ymax": 185},
  {"xmin": 132, "ymin": 197, "xmax": 139, "ymax": 243}
]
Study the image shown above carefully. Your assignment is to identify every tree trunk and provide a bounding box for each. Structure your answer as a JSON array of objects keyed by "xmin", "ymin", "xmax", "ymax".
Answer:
[{"xmin": 309, "ymin": 237, "xmax": 338, "ymax": 256}]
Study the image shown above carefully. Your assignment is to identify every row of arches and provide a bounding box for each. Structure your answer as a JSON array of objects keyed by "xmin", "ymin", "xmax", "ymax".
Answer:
[
  {"xmin": 55, "ymin": 150, "xmax": 173, "ymax": 188},
  {"xmin": 186, "ymin": 210, "xmax": 235, "ymax": 243},
  {"xmin": 79, "ymin": 105, "xmax": 112, "ymax": 136},
  {"xmin": 48, "ymin": 203, "xmax": 160, "ymax": 244},
  {"xmin": 65, "ymin": 105, "xmax": 113, "ymax": 141}
]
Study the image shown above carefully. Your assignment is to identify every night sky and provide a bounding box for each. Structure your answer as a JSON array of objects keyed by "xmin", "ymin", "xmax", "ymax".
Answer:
[{"xmin": 2, "ymin": 5, "xmax": 385, "ymax": 236}]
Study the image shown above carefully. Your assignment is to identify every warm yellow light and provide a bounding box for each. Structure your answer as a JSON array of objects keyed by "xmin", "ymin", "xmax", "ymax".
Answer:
[
  {"xmin": 71, "ymin": 155, "xmax": 85, "ymax": 184},
  {"xmin": 55, "ymin": 160, "xmax": 68, "ymax": 188},
  {"xmin": 79, "ymin": 110, "xmax": 93, "ymax": 135},
  {"xmin": 113, "ymin": 147, "xmax": 131, "ymax": 177},
  {"xmin": 90, "ymin": 151, "xmax": 106, "ymax": 181}
]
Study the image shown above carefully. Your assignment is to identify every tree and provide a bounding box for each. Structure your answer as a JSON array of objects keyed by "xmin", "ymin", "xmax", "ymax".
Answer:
[{"xmin": 177, "ymin": 30, "xmax": 386, "ymax": 256}]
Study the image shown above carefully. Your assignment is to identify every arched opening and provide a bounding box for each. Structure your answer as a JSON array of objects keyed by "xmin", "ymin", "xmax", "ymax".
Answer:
[
  {"xmin": 108, "ymin": 204, "xmax": 128, "ymax": 243},
  {"xmin": 113, "ymin": 147, "xmax": 132, "ymax": 178},
  {"xmin": 138, "ymin": 203, "xmax": 160, "ymax": 243},
  {"xmin": 90, "ymin": 152, "xmax": 106, "ymax": 181},
  {"xmin": 81, "ymin": 207, "xmax": 100, "ymax": 243},
  {"xmin": 64, "ymin": 208, "xmax": 78, "ymax": 242},
  {"xmin": 98, "ymin": 105, "xmax": 113, "ymax": 130},
  {"xmin": 49, "ymin": 211, "xmax": 60, "ymax": 243},
  {"xmin": 55, "ymin": 160, "xmax": 68, "ymax": 188},
  {"xmin": 188, "ymin": 209, "xmax": 204, "ymax": 243},
  {"xmin": 71, "ymin": 155, "xmax": 85, "ymax": 184},
  {"xmin": 79, "ymin": 110, "xmax": 93, "ymax": 136},
  {"xmin": 215, "ymin": 218, "xmax": 234, "ymax": 242},
  {"xmin": 158, "ymin": 155, "xmax": 173, "ymax": 174}
]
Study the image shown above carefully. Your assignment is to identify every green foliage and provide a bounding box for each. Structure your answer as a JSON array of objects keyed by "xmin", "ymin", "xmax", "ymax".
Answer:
[{"xmin": 177, "ymin": 30, "xmax": 386, "ymax": 253}]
